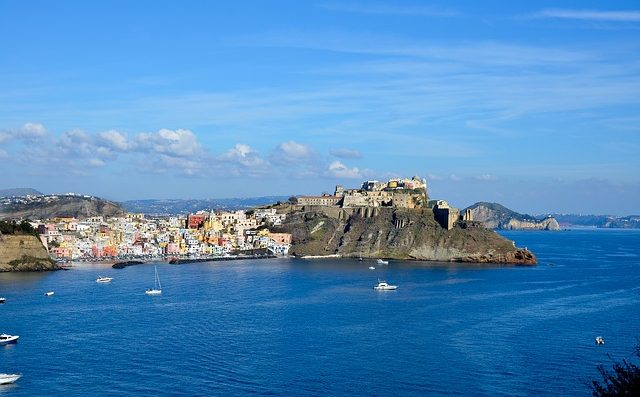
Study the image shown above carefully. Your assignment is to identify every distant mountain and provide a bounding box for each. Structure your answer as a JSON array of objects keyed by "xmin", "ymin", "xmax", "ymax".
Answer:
[
  {"xmin": 0, "ymin": 194, "xmax": 125, "ymax": 220},
  {"xmin": 465, "ymin": 202, "xmax": 560, "ymax": 230},
  {"xmin": 122, "ymin": 196, "xmax": 290, "ymax": 215},
  {"xmin": 544, "ymin": 214, "xmax": 640, "ymax": 229},
  {"xmin": 0, "ymin": 188, "xmax": 43, "ymax": 197}
]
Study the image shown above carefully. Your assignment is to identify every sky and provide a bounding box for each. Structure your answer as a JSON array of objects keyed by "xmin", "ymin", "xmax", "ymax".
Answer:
[{"xmin": 1, "ymin": 0, "xmax": 639, "ymax": 215}]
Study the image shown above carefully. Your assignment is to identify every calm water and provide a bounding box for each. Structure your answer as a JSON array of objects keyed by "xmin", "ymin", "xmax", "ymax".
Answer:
[{"xmin": 1, "ymin": 229, "xmax": 639, "ymax": 396}]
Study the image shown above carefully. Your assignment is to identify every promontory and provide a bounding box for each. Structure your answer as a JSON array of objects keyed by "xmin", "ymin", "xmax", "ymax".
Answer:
[{"xmin": 274, "ymin": 176, "xmax": 536, "ymax": 265}]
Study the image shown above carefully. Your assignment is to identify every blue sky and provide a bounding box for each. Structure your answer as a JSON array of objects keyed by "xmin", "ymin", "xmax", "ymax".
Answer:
[{"xmin": 1, "ymin": 1, "xmax": 639, "ymax": 214}]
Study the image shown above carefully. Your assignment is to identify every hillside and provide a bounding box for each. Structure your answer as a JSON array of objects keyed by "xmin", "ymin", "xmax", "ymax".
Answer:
[
  {"xmin": 465, "ymin": 202, "xmax": 560, "ymax": 230},
  {"xmin": 0, "ymin": 188, "xmax": 43, "ymax": 197},
  {"xmin": 276, "ymin": 206, "xmax": 536, "ymax": 265},
  {"xmin": 122, "ymin": 196, "xmax": 290, "ymax": 215},
  {"xmin": 0, "ymin": 194, "xmax": 125, "ymax": 220}
]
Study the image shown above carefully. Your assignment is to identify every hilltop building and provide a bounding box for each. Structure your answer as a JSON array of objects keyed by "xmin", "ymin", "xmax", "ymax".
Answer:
[{"xmin": 298, "ymin": 176, "xmax": 428, "ymax": 209}]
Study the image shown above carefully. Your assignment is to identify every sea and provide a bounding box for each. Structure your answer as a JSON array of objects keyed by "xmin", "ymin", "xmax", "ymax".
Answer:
[{"xmin": 1, "ymin": 229, "xmax": 639, "ymax": 396}]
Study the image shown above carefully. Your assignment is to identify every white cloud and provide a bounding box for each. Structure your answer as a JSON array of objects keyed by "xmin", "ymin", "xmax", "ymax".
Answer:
[
  {"xmin": 327, "ymin": 160, "xmax": 362, "ymax": 179},
  {"xmin": 99, "ymin": 129, "xmax": 130, "ymax": 151},
  {"xmin": 136, "ymin": 128, "xmax": 203, "ymax": 157},
  {"xmin": 20, "ymin": 122, "xmax": 47, "ymax": 139},
  {"xmin": 278, "ymin": 140, "xmax": 312, "ymax": 159},
  {"xmin": 58, "ymin": 129, "xmax": 93, "ymax": 155},
  {"xmin": 0, "ymin": 122, "xmax": 47, "ymax": 144},
  {"xmin": 330, "ymin": 148, "xmax": 362, "ymax": 159},
  {"xmin": 220, "ymin": 144, "xmax": 268, "ymax": 169},
  {"xmin": 449, "ymin": 174, "xmax": 461, "ymax": 182},
  {"xmin": 535, "ymin": 9, "xmax": 640, "ymax": 22}
]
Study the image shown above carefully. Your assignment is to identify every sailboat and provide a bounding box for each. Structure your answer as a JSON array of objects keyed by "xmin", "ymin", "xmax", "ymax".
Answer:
[{"xmin": 145, "ymin": 266, "xmax": 162, "ymax": 295}]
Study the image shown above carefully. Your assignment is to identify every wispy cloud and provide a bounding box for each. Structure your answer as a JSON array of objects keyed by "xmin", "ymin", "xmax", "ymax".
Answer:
[
  {"xmin": 535, "ymin": 9, "xmax": 640, "ymax": 22},
  {"xmin": 330, "ymin": 148, "xmax": 362, "ymax": 159},
  {"xmin": 316, "ymin": 2, "xmax": 457, "ymax": 17}
]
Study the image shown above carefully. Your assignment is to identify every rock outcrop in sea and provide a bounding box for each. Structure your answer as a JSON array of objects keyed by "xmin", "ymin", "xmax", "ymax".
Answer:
[{"xmin": 277, "ymin": 206, "xmax": 536, "ymax": 265}]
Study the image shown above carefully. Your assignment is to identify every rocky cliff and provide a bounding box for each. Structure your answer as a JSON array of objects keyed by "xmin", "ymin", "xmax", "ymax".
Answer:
[
  {"xmin": 465, "ymin": 202, "xmax": 560, "ymax": 230},
  {"xmin": 277, "ymin": 206, "xmax": 536, "ymax": 265},
  {"xmin": 0, "ymin": 234, "xmax": 58, "ymax": 271}
]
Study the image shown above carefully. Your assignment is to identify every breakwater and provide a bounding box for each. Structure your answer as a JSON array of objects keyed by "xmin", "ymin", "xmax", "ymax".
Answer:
[{"xmin": 112, "ymin": 253, "xmax": 276, "ymax": 269}]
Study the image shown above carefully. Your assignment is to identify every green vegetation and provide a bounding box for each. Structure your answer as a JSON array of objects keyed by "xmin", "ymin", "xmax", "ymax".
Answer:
[
  {"xmin": 592, "ymin": 345, "xmax": 640, "ymax": 396},
  {"xmin": 0, "ymin": 220, "xmax": 38, "ymax": 236}
]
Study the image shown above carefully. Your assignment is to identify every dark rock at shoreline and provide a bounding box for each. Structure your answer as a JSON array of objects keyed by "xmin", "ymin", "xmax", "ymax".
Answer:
[{"xmin": 112, "ymin": 260, "xmax": 145, "ymax": 269}]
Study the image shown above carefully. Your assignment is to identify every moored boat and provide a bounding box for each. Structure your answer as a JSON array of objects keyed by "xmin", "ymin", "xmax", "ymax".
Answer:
[
  {"xmin": 145, "ymin": 266, "xmax": 162, "ymax": 295},
  {"xmin": 376, "ymin": 259, "xmax": 389, "ymax": 265},
  {"xmin": 373, "ymin": 280, "xmax": 397, "ymax": 290},
  {"xmin": 0, "ymin": 334, "xmax": 19, "ymax": 346},
  {"xmin": 0, "ymin": 373, "xmax": 21, "ymax": 385}
]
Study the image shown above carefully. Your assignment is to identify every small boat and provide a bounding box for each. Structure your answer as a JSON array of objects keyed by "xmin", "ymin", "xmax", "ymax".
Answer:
[
  {"xmin": 595, "ymin": 336, "xmax": 605, "ymax": 345},
  {"xmin": 0, "ymin": 334, "xmax": 19, "ymax": 346},
  {"xmin": 0, "ymin": 373, "xmax": 21, "ymax": 385},
  {"xmin": 0, "ymin": 297, "xmax": 5, "ymax": 304},
  {"xmin": 376, "ymin": 259, "xmax": 389, "ymax": 265},
  {"xmin": 44, "ymin": 291, "xmax": 54, "ymax": 297},
  {"xmin": 96, "ymin": 276, "xmax": 113, "ymax": 283},
  {"xmin": 145, "ymin": 266, "xmax": 162, "ymax": 295},
  {"xmin": 374, "ymin": 280, "xmax": 397, "ymax": 290},
  {"xmin": 368, "ymin": 266, "xmax": 376, "ymax": 270}
]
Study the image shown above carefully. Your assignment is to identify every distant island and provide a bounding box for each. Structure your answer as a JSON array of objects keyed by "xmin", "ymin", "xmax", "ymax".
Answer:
[
  {"xmin": 543, "ymin": 213, "xmax": 640, "ymax": 229},
  {"xmin": 465, "ymin": 202, "xmax": 560, "ymax": 230}
]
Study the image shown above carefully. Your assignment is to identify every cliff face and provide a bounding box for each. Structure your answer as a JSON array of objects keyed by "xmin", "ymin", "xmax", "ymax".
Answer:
[
  {"xmin": 279, "ymin": 207, "xmax": 536, "ymax": 265},
  {"xmin": 466, "ymin": 202, "xmax": 560, "ymax": 231},
  {"xmin": 0, "ymin": 234, "xmax": 58, "ymax": 271}
]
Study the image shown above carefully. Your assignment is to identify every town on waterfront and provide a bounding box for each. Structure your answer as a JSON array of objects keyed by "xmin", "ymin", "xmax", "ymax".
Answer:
[{"xmin": 16, "ymin": 176, "xmax": 442, "ymax": 262}]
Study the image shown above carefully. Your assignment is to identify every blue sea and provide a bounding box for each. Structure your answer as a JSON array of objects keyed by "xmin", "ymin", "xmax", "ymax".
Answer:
[{"xmin": 1, "ymin": 229, "xmax": 639, "ymax": 396}]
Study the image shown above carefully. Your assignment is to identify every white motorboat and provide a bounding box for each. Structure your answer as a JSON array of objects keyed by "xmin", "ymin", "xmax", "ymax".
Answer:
[
  {"xmin": 145, "ymin": 266, "xmax": 162, "ymax": 295},
  {"xmin": 96, "ymin": 276, "xmax": 113, "ymax": 283},
  {"xmin": 0, "ymin": 334, "xmax": 19, "ymax": 346},
  {"xmin": 376, "ymin": 259, "xmax": 389, "ymax": 265},
  {"xmin": 44, "ymin": 291, "xmax": 54, "ymax": 297},
  {"xmin": 369, "ymin": 266, "xmax": 376, "ymax": 270},
  {"xmin": 0, "ymin": 373, "xmax": 21, "ymax": 385},
  {"xmin": 595, "ymin": 336, "xmax": 605, "ymax": 345},
  {"xmin": 374, "ymin": 280, "xmax": 397, "ymax": 290},
  {"xmin": 0, "ymin": 297, "xmax": 5, "ymax": 304}
]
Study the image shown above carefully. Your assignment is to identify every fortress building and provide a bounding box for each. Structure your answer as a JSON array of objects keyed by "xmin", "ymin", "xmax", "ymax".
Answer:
[{"xmin": 298, "ymin": 176, "xmax": 428, "ymax": 209}]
